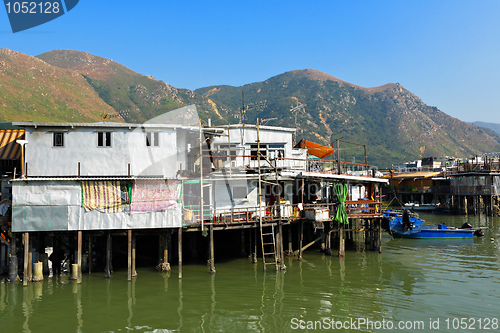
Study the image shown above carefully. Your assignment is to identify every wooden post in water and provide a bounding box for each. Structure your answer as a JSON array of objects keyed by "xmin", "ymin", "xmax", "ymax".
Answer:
[
  {"xmin": 105, "ymin": 231, "xmax": 111, "ymax": 279},
  {"xmin": 23, "ymin": 232, "xmax": 29, "ymax": 286},
  {"xmin": 88, "ymin": 235, "xmax": 93, "ymax": 274},
  {"xmin": 132, "ymin": 232, "xmax": 137, "ymax": 277},
  {"xmin": 338, "ymin": 225, "xmax": 345, "ymax": 257},
  {"xmin": 8, "ymin": 233, "xmax": 17, "ymax": 282},
  {"xmin": 209, "ymin": 224, "xmax": 216, "ymax": 274},
  {"xmin": 288, "ymin": 224, "xmax": 293, "ymax": 255},
  {"xmin": 77, "ymin": 231, "xmax": 82, "ymax": 283},
  {"xmin": 240, "ymin": 229, "xmax": 246, "ymax": 257},
  {"xmin": 279, "ymin": 222, "xmax": 286, "ymax": 270},
  {"xmin": 298, "ymin": 221, "xmax": 303, "ymax": 260},
  {"xmin": 378, "ymin": 219, "xmax": 382, "ymax": 253},
  {"xmin": 27, "ymin": 251, "xmax": 32, "ymax": 284},
  {"xmin": 178, "ymin": 227, "xmax": 182, "ymax": 279},
  {"xmin": 325, "ymin": 221, "xmax": 331, "ymax": 255},
  {"xmin": 127, "ymin": 230, "xmax": 132, "ymax": 281}
]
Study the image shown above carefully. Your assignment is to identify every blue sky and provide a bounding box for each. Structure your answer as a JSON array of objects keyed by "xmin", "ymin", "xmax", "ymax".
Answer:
[{"xmin": 2, "ymin": 0, "xmax": 500, "ymax": 123}]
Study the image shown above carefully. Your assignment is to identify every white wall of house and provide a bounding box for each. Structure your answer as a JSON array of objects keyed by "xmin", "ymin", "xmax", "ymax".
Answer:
[
  {"xmin": 213, "ymin": 178, "xmax": 260, "ymax": 212},
  {"xmin": 211, "ymin": 125, "xmax": 296, "ymax": 169},
  {"xmin": 20, "ymin": 123, "xmax": 182, "ymax": 177}
]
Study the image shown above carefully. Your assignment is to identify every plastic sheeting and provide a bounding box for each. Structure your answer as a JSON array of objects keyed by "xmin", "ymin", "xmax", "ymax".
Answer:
[
  {"xmin": 82, "ymin": 181, "xmax": 123, "ymax": 213},
  {"xmin": 12, "ymin": 181, "xmax": 182, "ymax": 232},
  {"xmin": 130, "ymin": 179, "xmax": 180, "ymax": 214}
]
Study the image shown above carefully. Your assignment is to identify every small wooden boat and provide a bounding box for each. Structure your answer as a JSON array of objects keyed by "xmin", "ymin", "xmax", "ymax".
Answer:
[
  {"xmin": 382, "ymin": 210, "xmax": 482, "ymax": 239},
  {"xmin": 404, "ymin": 202, "xmax": 438, "ymax": 212}
]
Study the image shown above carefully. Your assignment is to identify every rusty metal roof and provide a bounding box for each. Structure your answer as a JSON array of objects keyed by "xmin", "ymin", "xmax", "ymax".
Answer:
[{"xmin": 0, "ymin": 129, "xmax": 24, "ymax": 159}]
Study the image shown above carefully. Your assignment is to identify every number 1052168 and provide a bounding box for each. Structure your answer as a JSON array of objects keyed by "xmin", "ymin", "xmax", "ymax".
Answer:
[{"xmin": 5, "ymin": 2, "xmax": 61, "ymax": 14}]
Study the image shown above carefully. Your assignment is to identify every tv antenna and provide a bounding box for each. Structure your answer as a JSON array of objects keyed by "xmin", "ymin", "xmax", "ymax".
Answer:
[
  {"xmin": 240, "ymin": 91, "xmax": 267, "ymax": 125},
  {"xmin": 258, "ymin": 117, "xmax": 277, "ymax": 125},
  {"xmin": 289, "ymin": 103, "xmax": 306, "ymax": 143}
]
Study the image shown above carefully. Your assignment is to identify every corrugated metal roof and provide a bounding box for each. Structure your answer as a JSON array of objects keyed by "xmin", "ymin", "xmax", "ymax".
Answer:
[
  {"xmin": 0, "ymin": 129, "xmax": 24, "ymax": 159},
  {"xmin": 386, "ymin": 171, "xmax": 441, "ymax": 179}
]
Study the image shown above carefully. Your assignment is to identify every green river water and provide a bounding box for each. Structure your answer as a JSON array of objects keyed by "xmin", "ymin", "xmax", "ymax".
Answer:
[{"xmin": 1, "ymin": 214, "xmax": 500, "ymax": 332}]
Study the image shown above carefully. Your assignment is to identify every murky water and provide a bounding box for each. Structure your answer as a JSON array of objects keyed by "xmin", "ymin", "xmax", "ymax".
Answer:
[{"xmin": 1, "ymin": 214, "xmax": 500, "ymax": 332}]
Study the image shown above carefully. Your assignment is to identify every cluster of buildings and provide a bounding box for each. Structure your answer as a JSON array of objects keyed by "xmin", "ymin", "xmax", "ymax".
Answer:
[
  {"xmin": 0, "ymin": 112, "xmax": 387, "ymax": 282},
  {"xmin": 387, "ymin": 155, "xmax": 500, "ymax": 215}
]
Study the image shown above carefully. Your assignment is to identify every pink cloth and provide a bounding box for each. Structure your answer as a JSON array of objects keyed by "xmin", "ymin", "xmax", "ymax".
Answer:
[{"xmin": 131, "ymin": 180, "xmax": 180, "ymax": 214}]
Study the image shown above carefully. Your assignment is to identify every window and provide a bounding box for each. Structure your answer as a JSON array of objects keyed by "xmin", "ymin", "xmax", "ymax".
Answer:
[
  {"xmin": 146, "ymin": 132, "xmax": 159, "ymax": 147},
  {"xmin": 97, "ymin": 132, "xmax": 112, "ymax": 147},
  {"xmin": 268, "ymin": 144, "xmax": 285, "ymax": 159},
  {"xmin": 53, "ymin": 132, "xmax": 64, "ymax": 147},
  {"xmin": 251, "ymin": 144, "xmax": 267, "ymax": 160}
]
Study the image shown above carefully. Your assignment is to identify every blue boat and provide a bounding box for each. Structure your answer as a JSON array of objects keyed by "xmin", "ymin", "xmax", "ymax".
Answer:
[{"xmin": 382, "ymin": 210, "xmax": 480, "ymax": 239}]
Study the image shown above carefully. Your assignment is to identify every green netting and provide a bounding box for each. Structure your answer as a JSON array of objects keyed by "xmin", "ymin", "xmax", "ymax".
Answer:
[{"xmin": 333, "ymin": 183, "xmax": 349, "ymax": 225}]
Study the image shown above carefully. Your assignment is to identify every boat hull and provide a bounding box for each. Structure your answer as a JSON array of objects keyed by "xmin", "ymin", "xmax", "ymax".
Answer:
[{"xmin": 392, "ymin": 226, "xmax": 475, "ymax": 239}]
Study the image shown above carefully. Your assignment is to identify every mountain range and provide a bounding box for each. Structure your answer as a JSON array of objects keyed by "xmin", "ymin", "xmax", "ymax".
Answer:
[{"xmin": 1, "ymin": 48, "xmax": 499, "ymax": 168}]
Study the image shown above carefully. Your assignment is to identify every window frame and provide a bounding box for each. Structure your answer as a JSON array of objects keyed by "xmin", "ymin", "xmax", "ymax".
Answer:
[
  {"xmin": 145, "ymin": 131, "xmax": 160, "ymax": 147},
  {"xmin": 52, "ymin": 132, "xmax": 65, "ymax": 148},
  {"xmin": 96, "ymin": 131, "xmax": 112, "ymax": 148}
]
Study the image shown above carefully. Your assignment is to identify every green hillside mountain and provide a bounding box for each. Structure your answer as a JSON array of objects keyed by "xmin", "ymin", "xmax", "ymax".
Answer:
[
  {"xmin": 195, "ymin": 69, "xmax": 500, "ymax": 166},
  {"xmin": 0, "ymin": 49, "xmax": 120, "ymax": 122},
  {"xmin": 37, "ymin": 50, "xmax": 220, "ymax": 124},
  {"xmin": 1, "ymin": 49, "xmax": 498, "ymax": 168}
]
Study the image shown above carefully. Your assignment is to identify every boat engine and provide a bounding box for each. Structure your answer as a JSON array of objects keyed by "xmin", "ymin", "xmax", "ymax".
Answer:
[
  {"xmin": 474, "ymin": 229, "xmax": 485, "ymax": 237},
  {"xmin": 402, "ymin": 209, "xmax": 413, "ymax": 232}
]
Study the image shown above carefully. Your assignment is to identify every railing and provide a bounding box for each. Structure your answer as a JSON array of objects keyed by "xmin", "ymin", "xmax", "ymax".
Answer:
[
  {"xmin": 184, "ymin": 200, "xmax": 383, "ymax": 226},
  {"xmin": 197, "ymin": 154, "xmax": 373, "ymax": 176}
]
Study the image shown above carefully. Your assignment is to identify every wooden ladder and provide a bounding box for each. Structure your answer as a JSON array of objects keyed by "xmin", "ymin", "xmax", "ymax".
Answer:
[{"xmin": 260, "ymin": 224, "xmax": 278, "ymax": 271}]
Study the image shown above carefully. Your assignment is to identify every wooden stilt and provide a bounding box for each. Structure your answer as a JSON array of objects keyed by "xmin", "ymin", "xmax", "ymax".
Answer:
[
  {"xmin": 88, "ymin": 235, "xmax": 92, "ymax": 274},
  {"xmin": 77, "ymin": 231, "xmax": 82, "ymax": 283},
  {"xmin": 252, "ymin": 227, "xmax": 257, "ymax": 264},
  {"xmin": 27, "ymin": 251, "xmax": 32, "ymax": 283},
  {"xmin": 288, "ymin": 224, "xmax": 293, "ymax": 255},
  {"xmin": 178, "ymin": 227, "xmax": 182, "ymax": 279},
  {"xmin": 163, "ymin": 232, "xmax": 169, "ymax": 268},
  {"xmin": 105, "ymin": 231, "xmax": 111, "ymax": 279},
  {"xmin": 209, "ymin": 224, "xmax": 216, "ymax": 274},
  {"xmin": 339, "ymin": 225, "xmax": 345, "ymax": 257},
  {"xmin": 23, "ymin": 232, "xmax": 29, "ymax": 286},
  {"xmin": 279, "ymin": 223, "xmax": 286, "ymax": 270},
  {"xmin": 8, "ymin": 233, "xmax": 17, "ymax": 283},
  {"xmin": 325, "ymin": 222, "xmax": 331, "ymax": 255},
  {"xmin": 132, "ymin": 232, "xmax": 137, "ymax": 277},
  {"xmin": 127, "ymin": 230, "xmax": 132, "ymax": 281},
  {"xmin": 298, "ymin": 221, "xmax": 303, "ymax": 260},
  {"xmin": 240, "ymin": 229, "xmax": 246, "ymax": 257},
  {"xmin": 378, "ymin": 219, "xmax": 382, "ymax": 253}
]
